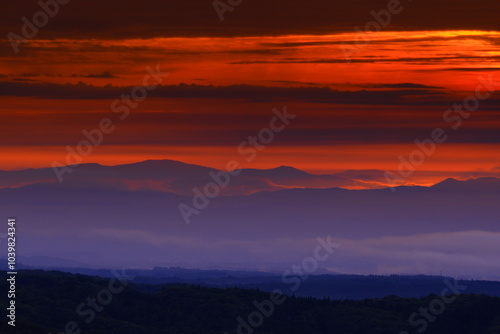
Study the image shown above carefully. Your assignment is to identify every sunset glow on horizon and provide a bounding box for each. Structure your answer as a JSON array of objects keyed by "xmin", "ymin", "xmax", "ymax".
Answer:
[{"xmin": 2, "ymin": 26, "xmax": 500, "ymax": 186}]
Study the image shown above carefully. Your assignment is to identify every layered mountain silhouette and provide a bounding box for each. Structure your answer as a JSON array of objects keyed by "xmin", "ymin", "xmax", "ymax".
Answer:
[
  {"xmin": 1, "ymin": 160, "xmax": 499, "ymax": 277},
  {"xmin": 0, "ymin": 160, "xmax": 391, "ymax": 195}
]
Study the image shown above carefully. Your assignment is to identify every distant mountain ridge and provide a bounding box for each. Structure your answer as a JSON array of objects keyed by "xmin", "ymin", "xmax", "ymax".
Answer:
[
  {"xmin": 0, "ymin": 159, "xmax": 394, "ymax": 195},
  {"xmin": 2, "ymin": 159, "xmax": 499, "ymax": 195},
  {"xmin": 432, "ymin": 177, "xmax": 500, "ymax": 191}
]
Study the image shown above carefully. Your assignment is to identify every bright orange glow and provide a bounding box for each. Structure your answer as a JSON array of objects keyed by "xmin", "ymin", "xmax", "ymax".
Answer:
[
  {"xmin": 1, "ymin": 31, "xmax": 499, "ymax": 90},
  {"xmin": 1, "ymin": 30, "xmax": 499, "ymax": 186}
]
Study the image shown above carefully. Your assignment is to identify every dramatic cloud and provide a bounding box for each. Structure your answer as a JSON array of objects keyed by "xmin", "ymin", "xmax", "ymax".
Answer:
[{"xmin": 0, "ymin": 81, "xmax": 447, "ymax": 104}]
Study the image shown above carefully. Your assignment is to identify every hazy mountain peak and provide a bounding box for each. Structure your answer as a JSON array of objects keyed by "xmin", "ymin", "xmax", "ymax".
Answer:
[
  {"xmin": 120, "ymin": 159, "xmax": 201, "ymax": 167},
  {"xmin": 270, "ymin": 165, "xmax": 310, "ymax": 175},
  {"xmin": 432, "ymin": 177, "xmax": 500, "ymax": 190}
]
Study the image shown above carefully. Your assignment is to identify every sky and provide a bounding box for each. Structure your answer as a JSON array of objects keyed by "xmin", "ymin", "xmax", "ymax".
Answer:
[{"xmin": 2, "ymin": 0, "xmax": 500, "ymax": 182}]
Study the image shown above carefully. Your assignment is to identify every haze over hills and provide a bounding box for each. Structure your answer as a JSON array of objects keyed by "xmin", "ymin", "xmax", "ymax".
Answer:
[{"xmin": 1, "ymin": 160, "xmax": 500, "ymax": 279}]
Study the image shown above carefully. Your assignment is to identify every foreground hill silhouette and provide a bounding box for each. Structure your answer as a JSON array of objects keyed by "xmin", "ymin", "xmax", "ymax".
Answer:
[
  {"xmin": 1, "ymin": 270, "xmax": 500, "ymax": 333},
  {"xmin": 5, "ymin": 263, "xmax": 500, "ymax": 300}
]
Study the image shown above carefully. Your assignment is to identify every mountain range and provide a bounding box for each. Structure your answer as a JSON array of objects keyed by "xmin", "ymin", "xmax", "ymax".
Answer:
[
  {"xmin": 0, "ymin": 159, "xmax": 394, "ymax": 195},
  {"xmin": 1, "ymin": 160, "xmax": 499, "ymax": 279}
]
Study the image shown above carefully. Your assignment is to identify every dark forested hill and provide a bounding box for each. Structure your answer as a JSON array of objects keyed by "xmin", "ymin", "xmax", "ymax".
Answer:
[
  {"xmin": 7, "ymin": 263, "xmax": 500, "ymax": 300},
  {"xmin": 1, "ymin": 270, "xmax": 500, "ymax": 334}
]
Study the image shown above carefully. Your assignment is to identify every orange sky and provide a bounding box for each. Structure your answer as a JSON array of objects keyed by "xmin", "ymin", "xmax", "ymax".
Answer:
[
  {"xmin": 3, "ymin": 31, "xmax": 500, "ymax": 90},
  {"xmin": 1, "ymin": 30, "xmax": 500, "ymax": 183}
]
